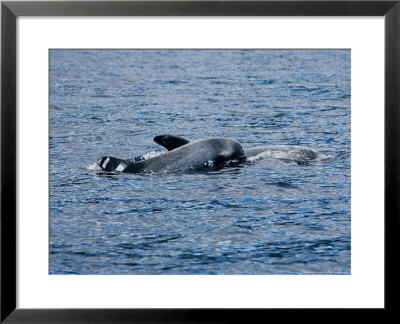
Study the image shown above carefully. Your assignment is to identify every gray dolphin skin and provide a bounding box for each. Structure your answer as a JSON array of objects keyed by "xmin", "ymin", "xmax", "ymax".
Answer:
[
  {"xmin": 97, "ymin": 136, "xmax": 246, "ymax": 174},
  {"xmin": 96, "ymin": 134, "xmax": 319, "ymax": 174},
  {"xmin": 152, "ymin": 135, "xmax": 319, "ymax": 162},
  {"xmin": 244, "ymin": 146, "xmax": 318, "ymax": 161}
]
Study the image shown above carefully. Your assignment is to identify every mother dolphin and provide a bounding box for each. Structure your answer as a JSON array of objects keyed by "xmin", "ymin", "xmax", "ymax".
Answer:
[
  {"xmin": 151, "ymin": 134, "xmax": 319, "ymax": 162},
  {"xmin": 97, "ymin": 136, "xmax": 246, "ymax": 174}
]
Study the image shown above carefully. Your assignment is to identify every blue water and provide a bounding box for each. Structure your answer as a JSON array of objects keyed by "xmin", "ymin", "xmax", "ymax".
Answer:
[{"xmin": 49, "ymin": 49, "xmax": 351, "ymax": 275}]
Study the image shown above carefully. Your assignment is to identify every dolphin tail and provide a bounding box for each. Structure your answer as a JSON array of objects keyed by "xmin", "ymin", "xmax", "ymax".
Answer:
[{"xmin": 153, "ymin": 135, "xmax": 190, "ymax": 151}]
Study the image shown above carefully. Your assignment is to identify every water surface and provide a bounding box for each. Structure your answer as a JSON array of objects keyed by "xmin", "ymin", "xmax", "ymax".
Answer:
[{"xmin": 49, "ymin": 49, "xmax": 351, "ymax": 274}]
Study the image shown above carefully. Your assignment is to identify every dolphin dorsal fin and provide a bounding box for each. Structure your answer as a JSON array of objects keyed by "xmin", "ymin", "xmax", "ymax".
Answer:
[{"xmin": 153, "ymin": 135, "xmax": 190, "ymax": 151}]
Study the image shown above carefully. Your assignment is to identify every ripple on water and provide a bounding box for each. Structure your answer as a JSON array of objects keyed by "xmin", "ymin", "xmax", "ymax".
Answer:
[{"xmin": 50, "ymin": 49, "xmax": 351, "ymax": 275}]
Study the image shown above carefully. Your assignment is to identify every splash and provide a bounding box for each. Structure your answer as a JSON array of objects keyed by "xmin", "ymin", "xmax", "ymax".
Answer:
[
  {"xmin": 246, "ymin": 146, "xmax": 329, "ymax": 163},
  {"xmin": 247, "ymin": 150, "xmax": 284, "ymax": 162},
  {"xmin": 141, "ymin": 151, "xmax": 164, "ymax": 160},
  {"xmin": 87, "ymin": 162, "xmax": 102, "ymax": 171}
]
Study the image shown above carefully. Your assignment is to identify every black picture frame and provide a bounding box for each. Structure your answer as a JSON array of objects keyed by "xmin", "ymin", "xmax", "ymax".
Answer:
[{"xmin": 1, "ymin": 0, "xmax": 399, "ymax": 322}]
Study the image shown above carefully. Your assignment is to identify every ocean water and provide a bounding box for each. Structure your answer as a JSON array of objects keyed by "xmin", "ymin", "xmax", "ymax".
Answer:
[{"xmin": 49, "ymin": 49, "xmax": 351, "ymax": 275}]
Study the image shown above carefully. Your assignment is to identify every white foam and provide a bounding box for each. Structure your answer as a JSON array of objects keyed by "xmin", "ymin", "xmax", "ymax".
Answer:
[
  {"xmin": 141, "ymin": 151, "xmax": 164, "ymax": 160},
  {"xmin": 246, "ymin": 147, "xmax": 322, "ymax": 163},
  {"xmin": 87, "ymin": 163, "xmax": 101, "ymax": 171},
  {"xmin": 247, "ymin": 150, "xmax": 281, "ymax": 162},
  {"xmin": 317, "ymin": 152, "xmax": 333, "ymax": 161}
]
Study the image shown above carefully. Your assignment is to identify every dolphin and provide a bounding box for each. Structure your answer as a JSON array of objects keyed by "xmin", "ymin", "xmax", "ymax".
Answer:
[
  {"xmin": 97, "ymin": 136, "xmax": 246, "ymax": 174},
  {"xmin": 152, "ymin": 135, "xmax": 319, "ymax": 162}
]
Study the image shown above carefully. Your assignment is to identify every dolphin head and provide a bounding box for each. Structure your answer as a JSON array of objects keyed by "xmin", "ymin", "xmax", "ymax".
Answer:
[{"xmin": 97, "ymin": 156, "xmax": 126, "ymax": 172}]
